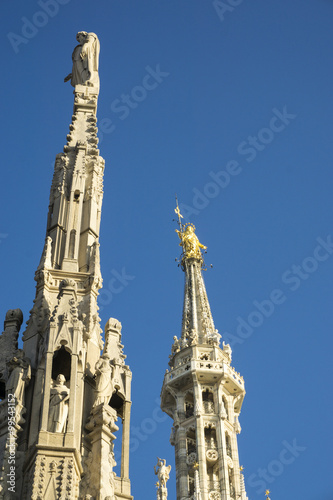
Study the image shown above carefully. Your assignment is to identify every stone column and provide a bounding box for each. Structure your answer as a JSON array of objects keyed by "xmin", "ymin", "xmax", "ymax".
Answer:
[
  {"xmin": 196, "ymin": 416, "xmax": 208, "ymax": 497},
  {"xmin": 176, "ymin": 425, "xmax": 188, "ymax": 499},
  {"xmin": 67, "ymin": 352, "xmax": 78, "ymax": 433},
  {"xmin": 40, "ymin": 351, "xmax": 53, "ymax": 431},
  {"xmin": 121, "ymin": 400, "xmax": 131, "ymax": 479},
  {"xmin": 217, "ymin": 417, "xmax": 230, "ymax": 500},
  {"xmin": 86, "ymin": 404, "xmax": 118, "ymax": 499}
]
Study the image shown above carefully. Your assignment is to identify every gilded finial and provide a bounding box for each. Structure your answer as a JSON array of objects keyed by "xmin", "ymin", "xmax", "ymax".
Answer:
[
  {"xmin": 193, "ymin": 462, "xmax": 199, "ymax": 470},
  {"xmin": 265, "ymin": 490, "xmax": 271, "ymax": 500},
  {"xmin": 174, "ymin": 196, "xmax": 207, "ymax": 268},
  {"xmin": 240, "ymin": 465, "xmax": 244, "ymax": 471},
  {"xmin": 175, "ymin": 224, "xmax": 207, "ymax": 261}
]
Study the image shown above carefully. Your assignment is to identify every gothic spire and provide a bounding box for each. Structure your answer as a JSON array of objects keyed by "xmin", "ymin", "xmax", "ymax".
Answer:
[
  {"xmin": 174, "ymin": 207, "xmax": 221, "ymax": 350},
  {"xmin": 0, "ymin": 32, "xmax": 133, "ymax": 500},
  {"xmin": 160, "ymin": 206, "xmax": 248, "ymax": 500}
]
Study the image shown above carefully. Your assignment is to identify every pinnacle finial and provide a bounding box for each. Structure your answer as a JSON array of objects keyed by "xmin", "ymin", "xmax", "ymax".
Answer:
[
  {"xmin": 154, "ymin": 457, "xmax": 171, "ymax": 500},
  {"xmin": 64, "ymin": 31, "xmax": 100, "ymax": 90},
  {"xmin": 174, "ymin": 196, "xmax": 207, "ymax": 262},
  {"xmin": 175, "ymin": 223, "xmax": 207, "ymax": 261}
]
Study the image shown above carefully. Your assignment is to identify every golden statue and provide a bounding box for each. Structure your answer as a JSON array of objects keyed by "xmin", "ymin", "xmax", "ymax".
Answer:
[{"xmin": 176, "ymin": 224, "xmax": 207, "ymax": 260}]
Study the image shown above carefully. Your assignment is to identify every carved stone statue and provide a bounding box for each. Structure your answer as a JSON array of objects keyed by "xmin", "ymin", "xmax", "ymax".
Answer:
[
  {"xmin": 154, "ymin": 457, "xmax": 171, "ymax": 487},
  {"xmin": 64, "ymin": 32, "xmax": 100, "ymax": 89},
  {"xmin": 176, "ymin": 225, "xmax": 207, "ymax": 260},
  {"xmin": 222, "ymin": 341, "xmax": 232, "ymax": 361},
  {"xmin": 48, "ymin": 374, "xmax": 70, "ymax": 433},
  {"xmin": 37, "ymin": 236, "xmax": 52, "ymax": 271},
  {"xmin": 6, "ymin": 350, "xmax": 31, "ymax": 405},
  {"xmin": 171, "ymin": 335, "xmax": 180, "ymax": 355},
  {"xmin": 93, "ymin": 354, "xmax": 114, "ymax": 407}
]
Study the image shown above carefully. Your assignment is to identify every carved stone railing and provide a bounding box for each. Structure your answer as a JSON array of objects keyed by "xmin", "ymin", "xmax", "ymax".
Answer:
[{"xmin": 226, "ymin": 365, "xmax": 244, "ymax": 387}]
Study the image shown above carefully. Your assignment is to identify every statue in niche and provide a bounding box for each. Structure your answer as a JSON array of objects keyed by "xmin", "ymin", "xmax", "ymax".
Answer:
[
  {"xmin": 154, "ymin": 457, "xmax": 171, "ymax": 488},
  {"xmin": 48, "ymin": 374, "xmax": 70, "ymax": 433},
  {"xmin": 176, "ymin": 224, "xmax": 207, "ymax": 260},
  {"xmin": 93, "ymin": 354, "xmax": 114, "ymax": 407},
  {"xmin": 188, "ymin": 329, "xmax": 198, "ymax": 345},
  {"xmin": 64, "ymin": 32, "xmax": 100, "ymax": 89},
  {"xmin": 6, "ymin": 350, "xmax": 31, "ymax": 405}
]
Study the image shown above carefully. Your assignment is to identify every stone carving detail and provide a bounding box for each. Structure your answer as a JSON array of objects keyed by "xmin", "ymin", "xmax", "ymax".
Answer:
[
  {"xmin": 30, "ymin": 454, "xmax": 47, "ymax": 499},
  {"xmin": 59, "ymin": 457, "xmax": 76, "ymax": 499},
  {"xmin": 155, "ymin": 458, "xmax": 171, "ymax": 500},
  {"xmin": 50, "ymin": 153, "xmax": 69, "ymax": 203},
  {"xmin": 188, "ymin": 328, "xmax": 198, "ymax": 345},
  {"xmin": 206, "ymin": 449, "xmax": 218, "ymax": 462},
  {"xmin": 37, "ymin": 236, "xmax": 53, "ymax": 271},
  {"xmin": 60, "ymin": 278, "xmax": 77, "ymax": 291},
  {"xmin": 208, "ymin": 492, "xmax": 221, "ymax": 500},
  {"xmin": 186, "ymin": 452, "xmax": 197, "ymax": 466},
  {"xmin": 48, "ymin": 374, "xmax": 70, "ymax": 432},
  {"xmin": 171, "ymin": 335, "xmax": 180, "ymax": 355},
  {"xmin": 6, "ymin": 350, "xmax": 31, "ymax": 403},
  {"xmin": 222, "ymin": 341, "xmax": 232, "ymax": 362},
  {"xmin": 0, "ymin": 309, "xmax": 23, "ymax": 383},
  {"xmin": 85, "ymin": 405, "xmax": 118, "ymax": 499},
  {"xmin": 80, "ymin": 452, "xmax": 94, "ymax": 499},
  {"xmin": 64, "ymin": 32, "xmax": 100, "ymax": 89},
  {"xmin": 234, "ymin": 414, "xmax": 241, "ymax": 434},
  {"xmin": 93, "ymin": 354, "xmax": 114, "ymax": 407}
]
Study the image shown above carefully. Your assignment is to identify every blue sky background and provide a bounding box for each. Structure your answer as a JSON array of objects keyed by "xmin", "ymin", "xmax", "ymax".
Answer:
[{"xmin": 1, "ymin": 1, "xmax": 333, "ymax": 499}]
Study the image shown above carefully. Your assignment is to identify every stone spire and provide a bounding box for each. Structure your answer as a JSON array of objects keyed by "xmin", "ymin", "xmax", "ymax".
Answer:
[
  {"xmin": 161, "ymin": 207, "xmax": 248, "ymax": 500},
  {"xmin": 0, "ymin": 32, "xmax": 132, "ymax": 500}
]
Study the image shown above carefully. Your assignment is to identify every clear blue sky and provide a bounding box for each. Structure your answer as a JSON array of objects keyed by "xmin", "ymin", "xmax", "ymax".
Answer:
[{"xmin": 1, "ymin": 1, "xmax": 333, "ymax": 499}]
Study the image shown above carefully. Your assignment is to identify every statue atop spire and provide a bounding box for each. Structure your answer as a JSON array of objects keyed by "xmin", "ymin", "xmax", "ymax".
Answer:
[
  {"xmin": 174, "ymin": 197, "xmax": 207, "ymax": 262},
  {"xmin": 176, "ymin": 224, "xmax": 207, "ymax": 260},
  {"xmin": 64, "ymin": 31, "xmax": 100, "ymax": 90},
  {"xmin": 154, "ymin": 458, "xmax": 171, "ymax": 500}
]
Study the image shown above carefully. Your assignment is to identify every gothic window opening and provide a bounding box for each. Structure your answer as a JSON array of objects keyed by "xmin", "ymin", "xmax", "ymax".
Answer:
[
  {"xmin": 52, "ymin": 346, "xmax": 71, "ymax": 381},
  {"xmin": 188, "ymin": 475, "xmax": 194, "ymax": 497},
  {"xmin": 109, "ymin": 390, "xmax": 124, "ymax": 417},
  {"xmin": 229, "ymin": 468, "xmax": 235, "ymax": 499},
  {"xmin": 69, "ymin": 230, "xmax": 76, "ymax": 259},
  {"xmin": 205, "ymin": 426, "xmax": 217, "ymax": 450},
  {"xmin": 202, "ymin": 389, "xmax": 214, "ymax": 414},
  {"xmin": 187, "ymin": 433, "xmax": 197, "ymax": 467},
  {"xmin": 225, "ymin": 432, "xmax": 232, "ymax": 458},
  {"xmin": 185, "ymin": 391, "xmax": 194, "ymax": 418}
]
